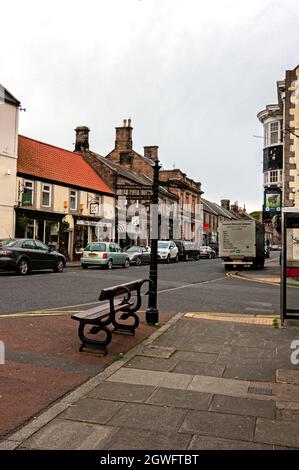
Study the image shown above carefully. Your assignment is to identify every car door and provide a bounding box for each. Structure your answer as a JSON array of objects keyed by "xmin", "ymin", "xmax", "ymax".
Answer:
[
  {"xmin": 115, "ymin": 243, "xmax": 126, "ymax": 265},
  {"xmin": 169, "ymin": 242, "xmax": 177, "ymax": 259},
  {"xmin": 21, "ymin": 239, "xmax": 40, "ymax": 269},
  {"xmin": 34, "ymin": 240, "xmax": 56, "ymax": 269},
  {"xmin": 141, "ymin": 247, "xmax": 151, "ymax": 264}
]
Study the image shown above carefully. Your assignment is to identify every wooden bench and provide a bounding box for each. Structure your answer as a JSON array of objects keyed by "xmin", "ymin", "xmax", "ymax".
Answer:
[{"xmin": 71, "ymin": 278, "xmax": 153, "ymax": 355}]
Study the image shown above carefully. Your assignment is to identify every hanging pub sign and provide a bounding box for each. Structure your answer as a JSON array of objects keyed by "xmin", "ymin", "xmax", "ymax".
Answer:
[
  {"xmin": 90, "ymin": 203, "xmax": 99, "ymax": 215},
  {"xmin": 263, "ymin": 189, "xmax": 282, "ymax": 221}
]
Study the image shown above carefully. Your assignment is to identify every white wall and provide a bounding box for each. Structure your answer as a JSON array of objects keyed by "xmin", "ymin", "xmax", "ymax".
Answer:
[{"xmin": 0, "ymin": 100, "xmax": 19, "ymax": 239}]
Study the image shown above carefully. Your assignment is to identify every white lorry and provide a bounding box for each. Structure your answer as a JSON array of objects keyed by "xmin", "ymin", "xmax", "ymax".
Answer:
[{"xmin": 219, "ymin": 220, "xmax": 265, "ymax": 270}]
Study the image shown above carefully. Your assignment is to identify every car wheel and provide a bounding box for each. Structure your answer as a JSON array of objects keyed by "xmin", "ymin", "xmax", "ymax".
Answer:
[
  {"xmin": 54, "ymin": 259, "xmax": 64, "ymax": 273},
  {"xmin": 166, "ymin": 255, "xmax": 170, "ymax": 264},
  {"xmin": 17, "ymin": 258, "xmax": 30, "ymax": 276},
  {"xmin": 106, "ymin": 260, "xmax": 113, "ymax": 270},
  {"xmin": 82, "ymin": 265, "xmax": 88, "ymax": 269},
  {"xmin": 195, "ymin": 253, "xmax": 200, "ymax": 261},
  {"xmin": 135, "ymin": 257, "xmax": 142, "ymax": 266},
  {"xmin": 174, "ymin": 254, "xmax": 179, "ymax": 263},
  {"xmin": 123, "ymin": 258, "xmax": 130, "ymax": 268},
  {"xmin": 185, "ymin": 253, "xmax": 189, "ymax": 261}
]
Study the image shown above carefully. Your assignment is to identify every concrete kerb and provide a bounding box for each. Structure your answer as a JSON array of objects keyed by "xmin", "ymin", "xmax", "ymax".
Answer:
[{"xmin": 3, "ymin": 311, "xmax": 186, "ymax": 447}]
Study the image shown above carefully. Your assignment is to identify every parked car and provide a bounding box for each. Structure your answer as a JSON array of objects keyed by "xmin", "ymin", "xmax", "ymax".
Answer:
[
  {"xmin": 80, "ymin": 242, "xmax": 130, "ymax": 269},
  {"xmin": 0, "ymin": 238, "xmax": 65, "ymax": 275},
  {"xmin": 270, "ymin": 245, "xmax": 282, "ymax": 251},
  {"xmin": 173, "ymin": 240, "xmax": 200, "ymax": 261},
  {"xmin": 124, "ymin": 245, "xmax": 151, "ymax": 265},
  {"xmin": 157, "ymin": 240, "xmax": 179, "ymax": 263},
  {"xmin": 199, "ymin": 245, "xmax": 216, "ymax": 259},
  {"xmin": 264, "ymin": 245, "xmax": 270, "ymax": 258}
]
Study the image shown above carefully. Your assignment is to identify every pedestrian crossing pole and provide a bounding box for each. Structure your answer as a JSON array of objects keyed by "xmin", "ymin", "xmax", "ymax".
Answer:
[{"xmin": 146, "ymin": 158, "xmax": 161, "ymax": 325}]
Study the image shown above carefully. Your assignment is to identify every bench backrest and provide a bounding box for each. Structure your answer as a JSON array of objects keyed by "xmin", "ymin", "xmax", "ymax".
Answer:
[{"xmin": 99, "ymin": 279, "xmax": 147, "ymax": 301}]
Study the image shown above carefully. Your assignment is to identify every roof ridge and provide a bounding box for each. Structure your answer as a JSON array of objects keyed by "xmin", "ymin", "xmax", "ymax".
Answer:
[{"xmin": 19, "ymin": 134, "xmax": 80, "ymax": 157}]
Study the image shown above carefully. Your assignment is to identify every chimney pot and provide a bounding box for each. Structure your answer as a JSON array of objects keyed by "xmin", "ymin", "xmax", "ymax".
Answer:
[
  {"xmin": 144, "ymin": 145, "xmax": 159, "ymax": 161},
  {"xmin": 123, "ymin": 119, "xmax": 127, "ymax": 127},
  {"xmin": 75, "ymin": 126, "xmax": 90, "ymax": 152},
  {"xmin": 128, "ymin": 118, "xmax": 131, "ymax": 127}
]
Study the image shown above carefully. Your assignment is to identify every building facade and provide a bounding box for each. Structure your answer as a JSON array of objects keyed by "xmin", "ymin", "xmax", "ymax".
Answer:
[
  {"xmin": 16, "ymin": 136, "xmax": 115, "ymax": 260},
  {"xmin": 0, "ymin": 85, "xmax": 20, "ymax": 239}
]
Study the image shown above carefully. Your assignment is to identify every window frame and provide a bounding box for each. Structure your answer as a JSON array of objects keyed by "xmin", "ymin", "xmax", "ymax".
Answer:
[
  {"xmin": 41, "ymin": 183, "xmax": 52, "ymax": 208},
  {"xmin": 23, "ymin": 180, "xmax": 34, "ymax": 206},
  {"xmin": 70, "ymin": 190, "xmax": 78, "ymax": 211}
]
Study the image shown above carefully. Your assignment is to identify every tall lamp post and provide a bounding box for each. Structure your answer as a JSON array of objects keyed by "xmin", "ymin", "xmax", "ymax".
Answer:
[{"xmin": 146, "ymin": 158, "xmax": 161, "ymax": 325}]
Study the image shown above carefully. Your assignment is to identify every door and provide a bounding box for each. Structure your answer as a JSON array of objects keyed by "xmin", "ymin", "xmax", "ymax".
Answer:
[
  {"xmin": 141, "ymin": 247, "xmax": 151, "ymax": 263},
  {"xmin": 114, "ymin": 243, "xmax": 127, "ymax": 265},
  {"xmin": 34, "ymin": 240, "xmax": 56, "ymax": 269},
  {"xmin": 20, "ymin": 239, "xmax": 40, "ymax": 269}
]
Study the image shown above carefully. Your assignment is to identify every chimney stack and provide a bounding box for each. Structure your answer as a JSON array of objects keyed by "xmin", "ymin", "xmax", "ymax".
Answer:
[
  {"xmin": 221, "ymin": 199, "xmax": 230, "ymax": 211},
  {"xmin": 144, "ymin": 146, "xmax": 159, "ymax": 161},
  {"xmin": 75, "ymin": 126, "xmax": 90, "ymax": 152},
  {"xmin": 115, "ymin": 118, "xmax": 133, "ymax": 151}
]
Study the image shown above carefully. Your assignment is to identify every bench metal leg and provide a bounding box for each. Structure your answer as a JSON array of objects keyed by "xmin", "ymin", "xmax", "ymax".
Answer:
[
  {"xmin": 112, "ymin": 312, "xmax": 140, "ymax": 335},
  {"xmin": 78, "ymin": 322, "xmax": 112, "ymax": 355}
]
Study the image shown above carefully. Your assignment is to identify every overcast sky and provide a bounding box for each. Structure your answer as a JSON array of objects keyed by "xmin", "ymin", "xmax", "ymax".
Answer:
[{"xmin": 2, "ymin": 0, "xmax": 299, "ymax": 212}]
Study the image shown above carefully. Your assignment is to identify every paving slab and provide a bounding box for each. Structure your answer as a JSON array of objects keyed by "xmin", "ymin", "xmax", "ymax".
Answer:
[
  {"xmin": 146, "ymin": 387, "xmax": 212, "ymax": 411},
  {"xmin": 188, "ymin": 375, "xmax": 250, "ymax": 397},
  {"xmin": 139, "ymin": 345, "xmax": 177, "ymax": 359},
  {"xmin": 180, "ymin": 410, "xmax": 255, "ymax": 441},
  {"xmin": 107, "ymin": 368, "xmax": 193, "ymax": 390},
  {"xmin": 276, "ymin": 369, "xmax": 299, "ymax": 385},
  {"xmin": 223, "ymin": 364, "xmax": 276, "ymax": 382},
  {"xmin": 172, "ymin": 361, "xmax": 225, "ymax": 377},
  {"xmin": 87, "ymin": 382, "xmax": 156, "ymax": 403},
  {"xmin": 172, "ymin": 351, "xmax": 218, "ymax": 364},
  {"xmin": 20, "ymin": 419, "xmax": 117, "ymax": 450},
  {"xmin": 124, "ymin": 356, "xmax": 178, "ymax": 372},
  {"xmin": 255, "ymin": 418, "xmax": 299, "ymax": 448},
  {"xmin": 107, "ymin": 403, "xmax": 187, "ymax": 433},
  {"xmin": 58, "ymin": 398, "xmax": 124, "ymax": 424},
  {"xmin": 210, "ymin": 395, "xmax": 275, "ymax": 419},
  {"xmin": 188, "ymin": 435, "xmax": 275, "ymax": 450},
  {"xmin": 106, "ymin": 428, "xmax": 192, "ymax": 450}
]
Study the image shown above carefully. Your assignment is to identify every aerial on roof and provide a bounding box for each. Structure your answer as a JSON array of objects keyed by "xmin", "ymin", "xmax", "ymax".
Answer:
[{"xmin": 17, "ymin": 136, "xmax": 114, "ymax": 195}]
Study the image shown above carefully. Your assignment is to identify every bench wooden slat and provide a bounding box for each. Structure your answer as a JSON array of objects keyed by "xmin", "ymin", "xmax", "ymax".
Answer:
[
  {"xmin": 71, "ymin": 300, "xmax": 131, "ymax": 322},
  {"xmin": 99, "ymin": 279, "xmax": 145, "ymax": 301}
]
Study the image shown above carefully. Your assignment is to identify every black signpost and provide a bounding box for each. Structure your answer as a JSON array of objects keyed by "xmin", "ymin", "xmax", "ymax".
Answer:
[{"xmin": 146, "ymin": 159, "xmax": 161, "ymax": 325}]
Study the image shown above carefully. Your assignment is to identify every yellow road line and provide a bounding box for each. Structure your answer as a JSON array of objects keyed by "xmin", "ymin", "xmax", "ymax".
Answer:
[
  {"xmin": 0, "ymin": 310, "xmax": 81, "ymax": 318},
  {"xmin": 184, "ymin": 312, "xmax": 279, "ymax": 326}
]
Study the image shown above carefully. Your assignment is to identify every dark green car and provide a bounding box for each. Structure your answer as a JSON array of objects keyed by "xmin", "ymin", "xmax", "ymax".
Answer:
[{"xmin": 80, "ymin": 242, "xmax": 130, "ymax": 270}]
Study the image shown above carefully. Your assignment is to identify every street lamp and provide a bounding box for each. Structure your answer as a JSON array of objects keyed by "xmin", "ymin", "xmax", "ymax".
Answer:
[{"xmin": 146, "ymin": 158, "xmax": 161, "ymax": 325}]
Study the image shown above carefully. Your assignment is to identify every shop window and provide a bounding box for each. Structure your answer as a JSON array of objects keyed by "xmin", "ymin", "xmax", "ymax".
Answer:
[
  {"xmin": 70, "ymin": 190, "xmax": 78, "ymax": 211},
  {"xmin": 42, "ymin": 184, "xmax": 51, "ymax": 207}
]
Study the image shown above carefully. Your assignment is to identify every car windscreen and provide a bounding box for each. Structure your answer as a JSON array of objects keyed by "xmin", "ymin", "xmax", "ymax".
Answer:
[
  {"xmin": 126, "ymin": 246, "xmax": 142, "ymax": 252},
  {"xmin": 158, "ymin": 242, "xmax": 169, "ymax": 249},
  {"xmin": 84, "ymin": 243, "xmax": 106, "ymax": 252},
  {"xmin": 0, "ymin": 239, "xmax": 17, "ymax": 248}
]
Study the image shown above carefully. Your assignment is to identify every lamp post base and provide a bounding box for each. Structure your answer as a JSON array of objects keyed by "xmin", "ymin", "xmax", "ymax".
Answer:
[{"xmin": 146, "ymin": 307, "xmax": 159, "ymax": 325}]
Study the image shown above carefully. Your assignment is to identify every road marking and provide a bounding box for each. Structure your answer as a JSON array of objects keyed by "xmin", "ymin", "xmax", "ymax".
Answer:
[
  {"xmin": 184, "ymin": 312, "xmax": 279, "ymax": 326},
  {"xmin": 158, "ymin": 276, "xmax": 228, "ymax": 294},
  {"xmin": 0, "ymin": 310, "xmax": 81, "ymax": 318}
]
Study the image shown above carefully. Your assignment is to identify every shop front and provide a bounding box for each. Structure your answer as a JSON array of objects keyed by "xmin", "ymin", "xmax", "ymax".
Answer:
[
  {"xmin": 15, "ymin": 209, "xmax": 66, "ymax": 253},
  {"xmin": 73, "ymin": 217, "xmax": 113, "ymax": 259}
]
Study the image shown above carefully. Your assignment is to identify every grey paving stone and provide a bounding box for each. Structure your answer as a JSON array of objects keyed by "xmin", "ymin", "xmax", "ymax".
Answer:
[
  {"xmin": 188, "ymin": 435, "xmax": 274, "ymax": 450},
  {"xmin": 106, "ymin": 428, "xmax": 192, "ymax": 450},
  {"xmin": 180, "ymin": 410, "xmax": 255, "ymax": 441},
  {"xmin": 20, "ymin": 419, "xmax": 117, "ymax": 450},
  {"xmin": 107, "ymin": 403, "xmax": 187, "ymax": 433},
  {"xmin": 188, "ymin": 375, "xmax": 250, "ymax": 397},
  {"xmin": 140, "ymin": 345, "xmax": 176, "ymax": 358},
  {"xmin": 107, "ymin": 368, "xmax": 193, "ymax": 390},
  {"xmin": 210, "ymin": 395, "xmax": 275, "ymax": 419},
  {"xmin": 255, "ymin": 418, "xmax": 299, "ymax": 448},
  {"xmin": 223, "ymin": 364, "xmax": 276, "ymax": 382},
  {"xmin": 88, "ymin": 382, "xmax": 156, "ymax": 403},
  {"xmin": 59, "ymin": 398, "xmax": 124, "ymax": 424},
  {"xmin": 172, "ymin": 351, "xmax": 218, "ymax": 364},
  {"xmin": 173, "ymin": 361, "xmax": 225, "ymax": 377},
  {"xmin": 146, "ymin": 387, "xmax": 212, "ymax": 411},
  {"xmin": 124, "ymin": 356, "xmax": 178, "ymax": 372}
]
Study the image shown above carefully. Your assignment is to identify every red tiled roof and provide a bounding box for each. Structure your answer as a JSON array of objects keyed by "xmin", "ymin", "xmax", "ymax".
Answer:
[{"xmin": 17, "ymin": 135, "xmax": 114, "ymax": 195}]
